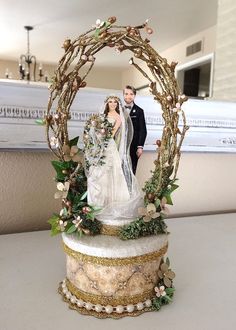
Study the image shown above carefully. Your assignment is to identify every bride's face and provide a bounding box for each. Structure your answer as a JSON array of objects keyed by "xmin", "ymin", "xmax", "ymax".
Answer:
[{"xmin": 108, "ymin": 98, "xmax": 118, "ymax": 112}]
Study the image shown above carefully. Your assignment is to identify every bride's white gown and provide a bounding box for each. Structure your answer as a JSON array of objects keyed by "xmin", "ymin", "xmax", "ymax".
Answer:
[
  {"xmin": 88, "ymin": 138, "xmax": 130, "ymax": 205},
  {"xmin": 86, "ymin": 116, "xmax": 143, "ymax": 225}
]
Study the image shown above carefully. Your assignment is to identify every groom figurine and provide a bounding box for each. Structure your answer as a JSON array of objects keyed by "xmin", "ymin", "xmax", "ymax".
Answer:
[{"xmin": 123, "ymin": 85, "xmax": 147, "ymax": 174}]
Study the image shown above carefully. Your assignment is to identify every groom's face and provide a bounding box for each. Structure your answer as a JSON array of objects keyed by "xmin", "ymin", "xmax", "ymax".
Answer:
[{"xmin": 123, "ymin": 88, "xmax": 135, "ymax": 105}]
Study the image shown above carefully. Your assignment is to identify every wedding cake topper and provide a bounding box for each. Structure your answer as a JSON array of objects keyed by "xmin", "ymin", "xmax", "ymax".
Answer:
[{"xmin": 43, "ymin": 17, "xmax": 189, "ymax": 318}]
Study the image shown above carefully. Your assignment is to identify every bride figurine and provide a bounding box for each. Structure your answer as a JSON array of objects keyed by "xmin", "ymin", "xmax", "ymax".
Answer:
[{"xmin": 83, "ymin": 95, "xmax": 143, "ymax": 225}]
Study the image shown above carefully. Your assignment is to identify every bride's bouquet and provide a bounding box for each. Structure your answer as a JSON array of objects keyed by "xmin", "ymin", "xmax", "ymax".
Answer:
[{"xmin": 83, "ymin": 114, "xmax": 113, "ymax": 170}]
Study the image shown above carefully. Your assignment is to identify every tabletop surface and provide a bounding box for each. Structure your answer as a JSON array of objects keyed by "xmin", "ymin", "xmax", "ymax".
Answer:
[{"xmin": 0, "ymin": 212, "xmax": 236, "ymax": 330}]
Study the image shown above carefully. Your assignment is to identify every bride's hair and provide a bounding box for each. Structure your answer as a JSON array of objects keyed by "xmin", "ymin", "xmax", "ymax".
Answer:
[{"xmin": 104, "ymin": 96, "xmax": 121, "ymax": 116}]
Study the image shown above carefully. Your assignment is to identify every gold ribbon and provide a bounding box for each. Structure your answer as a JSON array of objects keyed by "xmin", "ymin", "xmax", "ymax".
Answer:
[
  {"xmin": 63, "ymin": 242, "xmax": 168, "ymax": 266},
  {"xmin": 100, "ymin": 224, "xmax": 121, "ymax": 236},
  {"xmin": 65, "ymin": 278, "xmax": 155, "ymax": 306}
]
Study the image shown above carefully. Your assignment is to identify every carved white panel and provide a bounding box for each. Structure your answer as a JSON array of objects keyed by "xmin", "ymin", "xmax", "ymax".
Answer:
[{"xmin": 0, "ymin": 79, "xmax": 236, "ymax": 152}]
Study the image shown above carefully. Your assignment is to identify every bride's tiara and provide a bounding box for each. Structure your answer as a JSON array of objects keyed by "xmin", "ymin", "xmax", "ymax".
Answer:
[{"xmin": 104, "ymin": 95, "xmax": 122, "ymax": 105}]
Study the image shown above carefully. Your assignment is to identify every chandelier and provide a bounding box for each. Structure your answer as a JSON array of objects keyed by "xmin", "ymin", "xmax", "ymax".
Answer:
[{"xmin": 18, "ymin": 26, "xmax": 47, "ymax": 82}]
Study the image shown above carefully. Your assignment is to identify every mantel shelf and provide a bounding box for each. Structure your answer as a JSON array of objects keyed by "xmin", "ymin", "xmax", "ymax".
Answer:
[{"xmin": 0, "ymin": 80, "xmax": 236, "ymax": 152}]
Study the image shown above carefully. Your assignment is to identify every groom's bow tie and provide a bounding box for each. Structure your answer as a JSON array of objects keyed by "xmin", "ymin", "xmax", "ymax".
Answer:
[{"xmin": 125, "ymin": 105, "xmax": 132, "ymax": 110}]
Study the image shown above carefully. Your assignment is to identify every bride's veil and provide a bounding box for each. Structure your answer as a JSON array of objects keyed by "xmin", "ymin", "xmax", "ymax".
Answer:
[
  {"xmin": 119, "ymin": 105, "xmax": 140, "ymax": 199},
  {"xmin": 85, "ymin": 95, "xmax": 144, "ymax": 223}
]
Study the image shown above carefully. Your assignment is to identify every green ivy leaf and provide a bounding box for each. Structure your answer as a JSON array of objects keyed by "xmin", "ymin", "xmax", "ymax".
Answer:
[
  {"xmin": 50, "ymin": 226, "xmax": 61, "ymax": 236},
  {"xmin": 104, "ymin": 21, "xmax": 111, "ymax": 28},
  {"xmin": 51, "ymin": 160, "xmax": 71, "ymax": 181},
  {"xmin": 163, "ymin": 295, "xmax": 172, "ymax": 303},
  {"xmin": 80, "ymin": 191, "xmax": 87, "ymax": 201},
  {"xmin": 165, "ymin": 287, "xmax": 175, "ymax": 295},
  {"xmin": 94, "ymin": 29, "xmax": 100, "ymax": 40},
  {"xmin": 61, "ymin": 207, "xmax": 68, "ymax": 217},
  {"xmin": 67, "ymin": 190, "xmax": 75, "ymax": 203},
  {"xmin": 166, "ymin": 257, "xmax": 170, "ymax": 266},
  {"xmin": 169, "ymin": 184, "xmax": 179, "ymax": 193},
  {"xmin": 76, "ymin": 230, "xmax": 83, "ymax": 238},
  {"xmin": 90, "ymin": 205, "xmax": 102, "ymax": 212},
  {"xmin": 155, "ymin": 199, "xmax": 160, "ymax": 208},
  {"xmin": 72, "ymin": 202, "xmax": 86, "ymax": 213},
  {"xmin": 48, "ymin": 214, "xmax": 61, "ymax": 236},
  {"xmin": 152, "ymin": 297, "xmax": 162, "ymax": 310},
  {"xmin": 86, "ymin": 213, "xmax": 95, "ymax": 220},
  {"xmin": 164, "ymin": 193, "xmax": 173, "ymax": 205},
  {"xmin": 73, "ymin": 194, "xmax": 83, "ymax": 205},
  {"xmin": 66, "ymin": 224, "xmax": 77, "ymax": 234},
  {"xmin": 48, "ymin": 213, "xmax": 60, "ymax": 225},
  {"xmin": 69, "ymin": 136, "xmax": 79, "ymax": 147},
  {"xmin": 35, "ymin": 119, "xmax": 46, "ymax": 125}
]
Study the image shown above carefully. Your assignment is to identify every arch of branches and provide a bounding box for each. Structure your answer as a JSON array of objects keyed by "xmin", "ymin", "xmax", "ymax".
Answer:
[{"xmin": 46, "ymin": 17, "xmax": 189, "ymax": 239}]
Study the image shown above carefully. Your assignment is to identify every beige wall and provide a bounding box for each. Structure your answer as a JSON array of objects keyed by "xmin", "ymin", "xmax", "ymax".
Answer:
[
  {"xmin": 138, "ymin": 151, "xmax": 236, "ymax": 216},
  {"xmin": 0, "ymin": 151, "xmax": 60, "ymax": 234},
  {"xmin": 161, "ymin": 26, "xmax": 216, "ymax": 66},
  {"xmin": 122, "ymin": 26, "xmax": 216, "ymax": 90},
  {"xmin": 0, "ymin": 59, "xmax": 123, "ymax": 89},
  {"xmin": 213, "ymin": 0, "xmax": 236, "ymax": 101},
  {"xmin": 1, "ymin": 150, "xmax": 235, "ymax": 235},
  {"xmin": 83, "ymin": 67, "xmax": 122, "ymax": 89}
]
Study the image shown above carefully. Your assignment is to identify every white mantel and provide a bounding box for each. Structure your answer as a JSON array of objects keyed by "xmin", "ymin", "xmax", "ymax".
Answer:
[{"xmin": 0, "ymin": 79, "xmax": 236, "ymax": 152}]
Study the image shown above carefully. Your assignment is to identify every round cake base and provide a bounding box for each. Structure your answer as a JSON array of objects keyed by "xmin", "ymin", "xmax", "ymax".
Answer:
[{"xmin": 59, "ymin": 233, "xmax": 168, "ymax": 318}]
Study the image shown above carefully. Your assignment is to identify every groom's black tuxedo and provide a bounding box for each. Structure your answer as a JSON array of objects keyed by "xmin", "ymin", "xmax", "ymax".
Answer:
[{"xmin": 129, "ymin": 103, "xmax": 147, "ymax": 174}]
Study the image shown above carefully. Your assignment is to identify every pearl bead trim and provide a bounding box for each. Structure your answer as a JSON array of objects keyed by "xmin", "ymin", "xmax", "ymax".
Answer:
[{"xmin": 61, "ymin": 279, "xmax": 153, "ymax": 314}]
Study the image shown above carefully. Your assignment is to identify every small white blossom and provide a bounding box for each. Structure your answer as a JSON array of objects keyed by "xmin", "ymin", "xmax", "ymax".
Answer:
[
  {"xmin": 155, "ymin": 286, "xmax": 166, "ymax": 297},
  {"xmin": 50, "ymin": 136, "xmax": 59, "ymax": 148},
  {"xmin": 54, "ymin": 182, "xmax": 70, "ymax": 199},
  {"xmin": 129, "ymin": 58, "xmax": 134, "ymax": 65},
  {"xmin": 93, "ymin": 19, "xmax": 105, "ymax": 28},
  {"xmin": 58, "ymin": 220, "xmax": 67, "ymax": 231},
  {"xmin": 138, "ymin": 203, "xmax": 160, "ymax": 222},
  {"xmin": 72, "ymin": 216, "xmax": 82, "ymax": 228}
]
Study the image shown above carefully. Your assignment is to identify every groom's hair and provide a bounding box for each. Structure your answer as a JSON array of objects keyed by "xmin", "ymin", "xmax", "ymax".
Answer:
[{"xmin": 124, "ymin": 85, "xmax": 136, "ymax": 95}]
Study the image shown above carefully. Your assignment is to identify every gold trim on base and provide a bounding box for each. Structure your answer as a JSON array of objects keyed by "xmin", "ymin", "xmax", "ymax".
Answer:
[
  {"xmin": 100, "ymin": 224, "xmax": 121, "ymax": 236},
  {"xmin": 66, "ymin": 278, "xmax": 154, "ymax": 306},
  {"xmin": 63, "ymin": 242, "xmax": 168, "ymax": 266},
  {"xmin": 58, "ymin": 284, "xmax": 154, "ymax": 319}
]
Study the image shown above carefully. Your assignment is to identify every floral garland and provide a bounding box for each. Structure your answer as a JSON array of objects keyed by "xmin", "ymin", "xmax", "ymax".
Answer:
[
  {"xmin": 46, "ymin": 114, "xmax": 114, "ymax": 238},
  {"xmin": 83, "ymin": 114, "xmax": 113, "ymax": 170},
  {"xmin": 42, "ymin": 17, "xmax": 188, "ymax": 242},
  {"xmin": 152, "ymin": 257, "xmax": 176, "ymax": 311},
  {"xmin": 42, "ymin": 126, "xmax": 179, "ymax": 239},
  {"xmin": 119, "ymin": 174, "xmax": 179, "ymax": 239},
  {"xmin": 47, "ymin": 136, "xmax": 102, "ymax": 237},
  {"xmin": 41, "ymin": 113, "xmax": 181, "ymax": 240}
]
